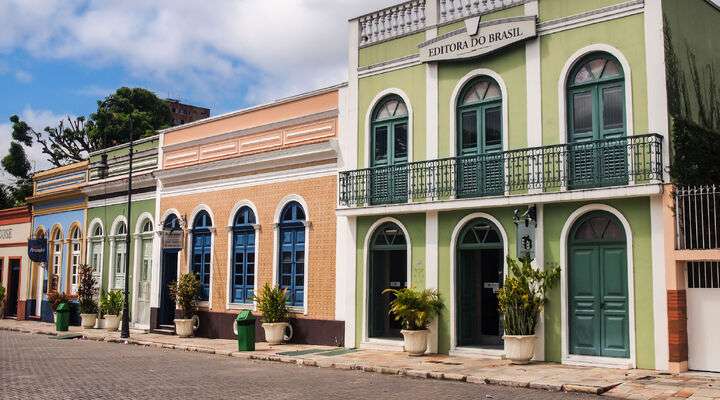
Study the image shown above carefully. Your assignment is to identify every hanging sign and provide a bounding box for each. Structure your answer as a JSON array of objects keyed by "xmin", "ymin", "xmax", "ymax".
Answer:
[
  {"xmin": 28, "ymin": 238, "xmax": 48, "ymax": 262},
  {"xmin": 514, "ymin": 206, "xmax": 537, "ymax": 261},
  {"xmin": 161, "ymin": 231, "xmax": 183, "ymax": 250},
  {"xmin": 419, "ymin": 15, "xmax": 537, "ymax": 63}
]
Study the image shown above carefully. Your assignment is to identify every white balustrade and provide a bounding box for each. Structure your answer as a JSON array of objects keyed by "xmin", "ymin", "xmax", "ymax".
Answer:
[{"xmin": 358, "ymin": 0, "xmax": 526, "ymax": 47}]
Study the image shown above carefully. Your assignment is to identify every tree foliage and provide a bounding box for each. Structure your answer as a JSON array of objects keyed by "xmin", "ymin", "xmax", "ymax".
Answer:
[
  {"xmin": 89, "ymin": 87, "xmax": 173, "ymax": 149},
  {"xmin": 2, "ymin": 87, "xmax": 173, "ymax": 206}
]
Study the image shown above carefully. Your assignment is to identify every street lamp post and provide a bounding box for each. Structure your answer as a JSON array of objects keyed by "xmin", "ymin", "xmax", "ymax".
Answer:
[{"xmin": 121, "ymin": 118, "xmax": 133, "ymax": 339}]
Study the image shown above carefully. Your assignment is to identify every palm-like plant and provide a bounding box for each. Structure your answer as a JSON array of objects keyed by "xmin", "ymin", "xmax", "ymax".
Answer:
[{"xmin": 383, "ymin": 288, "xmax": 444, "ymax": 331}]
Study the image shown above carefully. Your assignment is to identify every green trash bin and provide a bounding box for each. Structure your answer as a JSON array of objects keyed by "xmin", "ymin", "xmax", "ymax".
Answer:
[
  {"xmin": 55, "ymin": 302, "xmax": 70, "ymax": 332},
  {"xmin": 236, "ymin": 310, "xmax": 256, "ymax": 351}
]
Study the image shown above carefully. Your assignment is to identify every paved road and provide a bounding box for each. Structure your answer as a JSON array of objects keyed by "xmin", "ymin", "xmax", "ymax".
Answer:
[{"xmin": 0, "ymin": 331, "xmax": 596, "ymax": 400}]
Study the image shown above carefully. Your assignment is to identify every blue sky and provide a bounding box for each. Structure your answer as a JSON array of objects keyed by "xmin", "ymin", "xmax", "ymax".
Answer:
[{"xmin": 0, "ymin": 0, "xmax": 397, "ymax": 174}]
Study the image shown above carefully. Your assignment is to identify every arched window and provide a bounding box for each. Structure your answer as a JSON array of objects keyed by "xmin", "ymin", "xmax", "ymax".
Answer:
[
  {"xmin": 88, "ymin": 222, "xmax": 104, "ymax": 286},
  {"xmin": 567, "ymin": 53, "xmax": 625, "ymax": 142},
  {"xmin": 371, "ymin": 95, "xmax": 408, "ymax": 167},
  {"xmin": 164, "ymin": 214, "xmax": 181, "ymax": 231},
  {"xmin": 456, "ymin": 76, "xmax": 504, "ymax": 197},
  {"xmin": 137, "ymin": 218, "xmax": 154, "ymax": 318},
  {"xmin": 112, "ymin": 221, "xmax": 128, "ymax": 289},
  {"xmin": 278, "ymin": 201, "xmax": 306, "ymax": 307},
  {"xmin": 567, "ymin": 53, "xmax": 626, "ymax": 188},
  {"xmin": 231, "ymin": 206, "xmax": 256, "ymax": 304},
  {"xmin": 69, "ymin": 226, "xmax": 82, "ymax": 293},
  {"xmin": 50, "ymin": 228, "xmax": 63, "ymax": 292},
  {"xmin": 191, "ymin": 211, "xmax": 213, "ymax": 301}
]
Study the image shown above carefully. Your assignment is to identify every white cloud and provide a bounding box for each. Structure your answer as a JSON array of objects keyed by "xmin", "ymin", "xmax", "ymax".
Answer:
[
  {"xmin": 0, "ymin": 0, "xmax": 399, "ymax": 107},
  {"xmin": 14, "ymin": 70, "xmax": 32, "ymax": 83},
  {"xmin": 0, "ymin": 107, "xmax": 72, "ymax": 183}
]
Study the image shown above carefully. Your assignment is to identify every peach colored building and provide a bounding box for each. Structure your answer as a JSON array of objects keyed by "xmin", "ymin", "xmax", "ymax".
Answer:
[{"xmin": 153, "ymin": 85, "xmax": 347, "ymax": 345}]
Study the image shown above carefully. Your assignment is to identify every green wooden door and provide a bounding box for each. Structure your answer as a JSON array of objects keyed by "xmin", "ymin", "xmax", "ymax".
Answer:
[
  {"xmin": 567, "ymin": 53, "xmax": 627, "ymax": 189},
  {"xmin": 569, "ymin": 212, "xmax": 629, "ymax": 358},
  {"xmin": 456, "ymin": 77, "xmax": 504, "ymax": 198},
  {"xmin": 370, "ymin": 96, "xmax": 408, "ymax": 205}
]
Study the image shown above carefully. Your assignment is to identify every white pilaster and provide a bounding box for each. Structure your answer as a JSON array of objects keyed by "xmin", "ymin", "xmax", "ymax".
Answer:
[
  {"xmin": 426, "ymin": 0, "xmax": 439, "ymax": 160},
  {"xmin": 339, "ymin": 216, "xmax": 357, "ymax": 349},
  {"xmin": 425, "ymin": 211, "xmax": 439, "ymax": 353},
  {"xmin": 533, "ymin": 203, "xmax": 545, "ymax": 361},
  {"xmin": 525, "ymin": 0, "xmax": 542, "ymax": 194},
  {"xmin": 644, "ymin": 0, "xmax": 670, "ymax": 371}
]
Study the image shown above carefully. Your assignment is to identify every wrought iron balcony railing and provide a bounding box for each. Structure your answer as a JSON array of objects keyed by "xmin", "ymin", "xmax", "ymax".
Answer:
[{"xmin": 339, "ymin": 133, "xmax": 663, "ymax": 207}]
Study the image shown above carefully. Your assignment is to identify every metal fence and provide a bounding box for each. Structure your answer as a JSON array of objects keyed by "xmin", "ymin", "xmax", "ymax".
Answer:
[
  {"xmin": 339, "ymin": 133, "xmax": 663, "ymax": 207},
  {"xmin": 675, "ymin": 185, "xmax": 720, "ymax": 250}
]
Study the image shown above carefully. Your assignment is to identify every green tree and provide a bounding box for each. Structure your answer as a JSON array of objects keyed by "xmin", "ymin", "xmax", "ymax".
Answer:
[
  {"xmin": 9, "ymin": 115, "xmax": 93, "ymax": 168},
  {"xmin": 89, "ymin": 87, "xmax": 173, "ymax": 149}
]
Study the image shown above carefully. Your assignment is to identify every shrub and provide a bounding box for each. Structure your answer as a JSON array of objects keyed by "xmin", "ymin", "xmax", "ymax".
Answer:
[
  {"xmin": 169, "ymin": 273, "xmax": 201, "ymax": 319},
  {"xmin": 47, "ymin": 291, "xmax": 69, "ymax": 313},
  {"xmin": 253, "ymin": 283, "xmax": 289, "ymax": 324},
  {"xmin": 0, "ymin": 285, "xmax": 5, "ymax": 302},
  {"xmin": 100, "ymin": 290, "xmax": 124, "ymax": 316},
  {"xmin": 77, "ymin": 264, "xmax": 98, "ymax": 314},
  {"xmin": 383, "ymin": 288, "xmax": 444, "ymax": 331},
  {"xmin": 497, "ymin": 257, "xmax": 560, "ymax": 336}
]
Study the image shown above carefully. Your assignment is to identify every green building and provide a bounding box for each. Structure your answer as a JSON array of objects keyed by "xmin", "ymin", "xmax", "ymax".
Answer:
[
  {"xmin": 83, "ymin": 136, "xmax": 159, "ymax": 330},
  {"xmin": 337, "ymin": 0, "xmax": 720, "ymax": 371}
]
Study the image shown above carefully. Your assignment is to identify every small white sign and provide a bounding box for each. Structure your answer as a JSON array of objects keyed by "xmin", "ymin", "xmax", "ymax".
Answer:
[{"xmin": 419, "ymin": 16, "xmax": 537, "ymax": 63}]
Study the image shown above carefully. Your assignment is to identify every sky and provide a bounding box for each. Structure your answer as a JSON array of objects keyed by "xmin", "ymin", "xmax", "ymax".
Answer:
[{"xmin": 0, "ymin": 0, "xmax": 398, "ymax": 176}]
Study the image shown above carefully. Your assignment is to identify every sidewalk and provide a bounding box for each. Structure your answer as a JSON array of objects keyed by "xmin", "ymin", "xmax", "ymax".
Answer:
[{"xmin": 2, "ymin": 319, "xmax": 719, "ymax": 400}]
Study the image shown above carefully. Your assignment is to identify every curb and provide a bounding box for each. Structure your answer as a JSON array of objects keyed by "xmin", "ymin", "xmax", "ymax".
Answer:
[{"xmin": 0, "ymin": 326, "xmax": 623, "ymax": 397}]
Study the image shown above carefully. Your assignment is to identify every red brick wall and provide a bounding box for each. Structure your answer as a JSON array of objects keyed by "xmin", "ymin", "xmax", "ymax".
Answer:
[
  {"xmin": 16, "ymin": 300, "xmax": 26, "ymax": 320},
  {"xmin": 667, "ymin": 289, "xmax": 688, "ymax": 363}
]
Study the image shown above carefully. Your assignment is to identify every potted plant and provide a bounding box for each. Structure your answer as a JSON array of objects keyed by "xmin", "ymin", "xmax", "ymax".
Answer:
[
  {"xmin": 253, "ymin": 283, "xmax": 290, "ymax": 345},
  {"xmin": 47, "ymin": 291, "xmax": 69, "ymax": 322},
  {"xmin": 77, "ymin": 264, "xmax": 99, "ymax": 329},
  {"xmin": 0, "ymin": 284, "xmax": 5, "ymax": 319},
  {"xmin": 383, "ymin": 287, "xmax": 444, "ymax": 356},
  {"xmin": 100, "ymin": 289, "xmax": 124, "ymax": 332},
  {"xmin": 169, "ymin": 272, "xmax": 201, "ymax": 338},
  {"xmin": 497, "ymin": 257, "xmax": 560, "ymax": 364}
]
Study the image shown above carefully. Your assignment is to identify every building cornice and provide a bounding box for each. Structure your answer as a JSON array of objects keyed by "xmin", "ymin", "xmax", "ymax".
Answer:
[{"xmin": 31, "ymin": 160, "xmax": 88, "ymax": 179}]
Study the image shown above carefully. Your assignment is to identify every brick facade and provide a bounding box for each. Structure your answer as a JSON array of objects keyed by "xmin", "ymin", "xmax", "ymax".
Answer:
[
  {"xmin": 667, "ymin": 289, "xmax": 688, "ymax": 363},
  {"xmin": 160, "ymin": 173, "xmax": 337, "ymax": 321}
]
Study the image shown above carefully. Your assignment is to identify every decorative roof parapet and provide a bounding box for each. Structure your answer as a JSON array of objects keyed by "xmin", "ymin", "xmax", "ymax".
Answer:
[{"xmin": 356, "ymin": 0, "xmax": 528, "ymax": 47}]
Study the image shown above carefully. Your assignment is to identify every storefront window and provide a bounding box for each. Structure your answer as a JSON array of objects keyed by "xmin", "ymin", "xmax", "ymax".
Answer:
[
  {"xmin": 278, "ymin": 202, "xmax": 306, "ymax": 307},
  {"xmin": 50, "ymin": 228, "xmax": 63, "ymax": 292},
  {"xmin": 69, "ymin": 226, "xmax": 82, "ymax": 293},
  {"xmin": 113, "ymin": 221, "xmax": 127, "ymax": 289},
  {"xmin": 191, "ymin": 211, "xmax": 212, "ymax": 301}
]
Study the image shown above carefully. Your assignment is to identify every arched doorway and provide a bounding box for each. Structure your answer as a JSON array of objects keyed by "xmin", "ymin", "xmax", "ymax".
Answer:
[
  {"xmin": 368, "ymin": 222, "xmax": 407, "ymax": 339},
  {"xmin": 158, "ymin": 214, "xmax": 181, "ymax": 329},
  {"xmin": 370, "ymin": 95, "xmax": 409, "ymax": 205},
  {"xmin": 568, "ymin": 211, "xmax": 629, "ymax": 358},
  {"xmin": 455, "ymin": 218, "xmax": 504, "ymax": 349}
]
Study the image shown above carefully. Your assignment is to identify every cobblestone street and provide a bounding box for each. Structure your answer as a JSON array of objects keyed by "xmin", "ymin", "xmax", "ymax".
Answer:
[{"xmin": 0, "ymin": 331, "xmax": 597, "ymax": 400}]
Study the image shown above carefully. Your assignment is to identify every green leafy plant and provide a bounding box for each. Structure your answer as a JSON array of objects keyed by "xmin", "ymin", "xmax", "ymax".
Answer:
[
  {"xmin": 169, "ymin": 273, "xmax": 201, "ymax": 319},
  {"xmin": 383, "ymin": 288, "xmax": 444, "ymax": 331},
  {"xmin": 47, "ymin": 291, "xmax": 69, "ymax": 313},
  {"xmin": 77, "ymin": 264, "xmax": 98, "ymax": 314},
  {"xmin": 100, "ymin": 289, "xmax": 124, "ymax": 316},
  {"xmin": 252, "ymin": 283, "xmax": 289, "ymax": 324},
  {"xmin": 497, "ymin": 257, "xmax": 560, "ymax": 336},
  {"xmin": 0, "ymin": 284, "xmax": 5, "ymax": 302}
]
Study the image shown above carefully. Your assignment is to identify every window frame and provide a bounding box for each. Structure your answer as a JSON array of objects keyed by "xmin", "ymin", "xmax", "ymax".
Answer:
[
  {"xmin": 371, "ymin": 95, "xmax": 409, "ymax": 168},
  {"xmin": 277, "ymin": 201, "xmax": 307, "ymax": 308},
  {"xmin": 230, "ymin": 206, "xmax": 257, "ymax": 305},
  {"xmin": 190, "ymin": 211, "xmax": 213, "ymax": 302}
]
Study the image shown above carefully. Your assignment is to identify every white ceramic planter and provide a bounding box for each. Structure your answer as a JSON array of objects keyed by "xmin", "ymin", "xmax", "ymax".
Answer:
[
  {"xmin": 105, "ymin": 315, "xmax": 120, "ymax": 331},
  {"xmin": 401, "ymin": 329, "xmax": 429, "ymax": 356},
  {"xmin": 503, "ymin": 335, "xmax": 536, "ymax": 364},
  {"xmin": 80, "ymin": 314, "xmax": 97, "ymax": 329},
  {"xmin": 262, "ymin": 322, "xmax": 289, "ymax": 345},
  {"xmin": 96, "ymin": 318, "xmax": 106, "ymax": 329},
  {"xmin": 174, "ymin": 319, "xmax": 195, "ymax": 338}
]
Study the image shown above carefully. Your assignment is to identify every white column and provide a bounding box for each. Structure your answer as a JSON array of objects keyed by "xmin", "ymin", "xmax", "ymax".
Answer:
[
  {"xmin": 525, "ymin": 0, "xmax": 542, "ymax": 194},
  {"xmin": 346, "ymin": 19, "xmax": 360, "ymax": 171},
  {"xmin": 644, "ymin": 0, "xmax": 670, "ymax": 372},
  {"xmin": 426, "ymin": 0, "xmax": 439, "ymax": 160},
  {"xmin": 338, "ymin": 216, "xmax": 357, "ymax": 349},
  {"xmin": 425, "ymin": 211, "xmax": 439, "ymax": 353}
]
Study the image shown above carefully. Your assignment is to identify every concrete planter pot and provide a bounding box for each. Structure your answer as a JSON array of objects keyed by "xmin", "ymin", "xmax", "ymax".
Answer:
[
  {"xmin": 262, "ymin": 322, "xmax": 290, "ymax": 345},
  {"xmin": 174, "ymin": 318, "xmax": 197, "ymax": 338},
  {"xmin": 105, "ymin": 315, "xmax": 120, "ymax": 332},
  {"xmin": 80, "ymin": 314, "xmax": 97, "ymax": 329},
  {"xmin": 401, "ymin": 329, "xmax": 429, "ymax": 356},
  {"xmin": 503, "ymin": 335, "xmax": 537, "ymax": 364}
]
